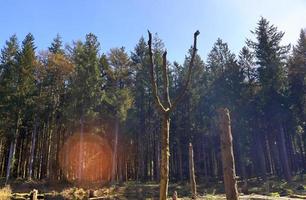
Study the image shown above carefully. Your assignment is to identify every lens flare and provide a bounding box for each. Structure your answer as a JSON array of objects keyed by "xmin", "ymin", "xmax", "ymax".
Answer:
[{"xmin": 59, "ymin": 132, "xmax": 112, "ymax": 183}]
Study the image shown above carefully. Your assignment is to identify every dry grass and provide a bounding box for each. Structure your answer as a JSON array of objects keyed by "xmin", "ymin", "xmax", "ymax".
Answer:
[
  {"xmin": 61, "ymin": 187, "xmax": 87, "ymax": 199},
  {"xmin": 0, "ymin": 185, "xmax": 11, "ymax": 200}
]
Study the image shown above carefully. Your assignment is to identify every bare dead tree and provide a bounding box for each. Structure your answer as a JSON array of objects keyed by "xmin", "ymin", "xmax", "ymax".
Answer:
[{"xmin": 147, "ymin": 30, "xmax": 200, "ymax": 200}]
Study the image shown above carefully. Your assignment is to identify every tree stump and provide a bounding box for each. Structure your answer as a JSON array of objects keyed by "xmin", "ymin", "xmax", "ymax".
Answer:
[
  {"xmin": 217, "ymin": 108, "xmax": 239, "ymax": 200},
  {"xmin": 172, "ymin": 191, "xmax": 178, "ymax": 200},
  {"xmin": 88, "ymin": 189, "xmax": 95, "ymax": 198},
  {"xmin": 29, "ymin": 189, "xmax": 38, "ymax": 200}
]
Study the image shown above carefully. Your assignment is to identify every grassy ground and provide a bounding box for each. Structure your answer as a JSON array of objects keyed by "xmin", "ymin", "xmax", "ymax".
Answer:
[
  {"xmin": 0, "ymin": 175, "xmax": 305, "ymax": 199},
  {"xmin": 0, "ymin": 185, "xmax": 11, "ymax": 200}
]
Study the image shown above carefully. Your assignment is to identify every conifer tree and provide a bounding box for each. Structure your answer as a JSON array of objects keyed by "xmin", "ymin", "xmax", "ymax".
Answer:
[{"xmin": 247, "ymin": 17, "xmax": 291, "ymax": 181}]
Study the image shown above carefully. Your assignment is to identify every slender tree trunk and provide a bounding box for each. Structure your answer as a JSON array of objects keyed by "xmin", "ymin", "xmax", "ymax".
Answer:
[
  {"xmin": 1, "ymin": 150, "xmax": 6, "ymax": 177},
  {"xmin": 17, "ymin": 136, "xmax": 23, "ymax": 177},
  {"xmin": 160, "ymin": 113, "xmax": 170, "ymax": 200},
  {"xmin": 28, "ymin": 117, "xmax": 38, "ymax": 179},
  {"xmin": 254, "ymin": 131, "xmax": 267, "ymax": 179},
  {"xmin": 177, "ymin": 139, "xmax": 183, "ymax": 181},
  {"xmin": 78, "ymin": 113, "xmax": 84, "ymax": 181},
  {"xmin": 0, "ymin": 139, "xmax": 5, "ymax": 177},
  {"xmin": 189, "ymin": 143, "xmax": 197, "ymax": 199},
  {"xmin": 297, "ymin": 134, "xmax": 305, "ymax": 171},
  {"xmin": 6, "ymin": 138, "xmax": 16, "ymax": 184},
  {"xmin": 217, "ymin": 108, "xmax": 238, "ymax": 200},
  {"xmin": 278, "ymin": 122, "xmax": 292, "ymax": 181},
  {"xmin": 45, "ymin": 125, "xmax": 53, "ymax": 178},
  {"xmin": 265, "ymin": 135, "xmax": 274, "ymax": 175},
  {"xmin": 6, "ymin": 112, "xmax": 21, "ymax": 184},
  {"xmin": 111, "ymin": 117, "xmax": 119, "ymax": 183}
]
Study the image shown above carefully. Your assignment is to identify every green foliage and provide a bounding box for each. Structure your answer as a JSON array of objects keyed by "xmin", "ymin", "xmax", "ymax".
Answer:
[
  {"xmin": 247, "ymin": 17, "xmax": 290, "ymax": 94},
  {"xmin": 104, "ymin": 46, "xmax": 134, "ymax": 121},
  {"xmin": 69, "ymin": 33, "xmax": 104, "ymax": 121},
  {"xmin": 0, "ymin": 35, "xmax": 19, "ymax": 132},
  {"xmin": 0, "ymin": 17, "xmax": 305, "ymax": 185},
  {"xmin": 49, "ymin": 34, "xmax": 64, "ymax": 55}
]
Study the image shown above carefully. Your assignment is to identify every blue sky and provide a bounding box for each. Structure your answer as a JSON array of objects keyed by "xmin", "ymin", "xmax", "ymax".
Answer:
[{"xmin": 0, "ymin": 0, "xmax": 305, "ymax": 63}]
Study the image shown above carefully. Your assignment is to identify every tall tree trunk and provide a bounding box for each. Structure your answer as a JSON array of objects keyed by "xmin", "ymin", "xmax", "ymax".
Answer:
[
  {"xmin": 217, "ymin": 108, "xmax": 238, "ymax": 200},
  {"xmin": 159, "ymin": 113, "xmax": 170, "ymax": 200},
  {"xmin": 6, "ymin": 138, "xmax": 16, "ymax": 184},
  {"xmin": 254, "ymin": 131, "xmax": 267, "ymax": 179},
  {"xmin": 265, "ymin": 135, "xmax": 274, "ymax": 175},
  {"xmin": 28, "ymin": 117, "xmax": 38, "ymax": 179},
  {"xmin": 278, "ymin": 122, "xmax": 292, "ymax": 181},
  {"xmin": 189, "ymin": 143, "xmax": 197, "ymax": 199},
  {"xmin": 78, "ymin": 113, "xmax": 84, "ymax": 181},
  {"xmin": 6, "ymin": 112, "xmax": 21, "ymax": 184},
  {"xmin": 297, "ymin": 134, "xmax": 305, "ymax": 172},
  {"xmin": 111, "ymin": 117, "xmax": 119, "ymax": 183},
  {"xmin": 177, "ymin": 139, "xmax": 183, "ymax": 181},
  {"xmin": 16, "ymin": 136, "xmax": 24, "ymax": 178}
]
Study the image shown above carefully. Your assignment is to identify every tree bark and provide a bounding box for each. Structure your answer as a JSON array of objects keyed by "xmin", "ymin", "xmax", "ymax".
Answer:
[
  {"xmin": 189, "ymin": 143, "xmax": 197, "ymax": 199},
  {"xmin": 159, "ymin": 113, "xmax": 170, "ymax": 200},
  {"xmin": 217, "ymin": 108, "xmax": 238, "ymax": 200}
]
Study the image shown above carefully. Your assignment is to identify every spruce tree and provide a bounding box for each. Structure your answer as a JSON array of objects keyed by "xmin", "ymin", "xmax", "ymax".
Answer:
[{"xmin": 247, "ymin": 17, "xmax": 291, "ymax": 181}]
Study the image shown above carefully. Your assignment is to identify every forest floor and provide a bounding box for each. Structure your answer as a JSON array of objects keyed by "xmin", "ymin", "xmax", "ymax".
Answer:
[{"xmin": 0, "ymin": 175, "xmax": 305, "ymax": 199}]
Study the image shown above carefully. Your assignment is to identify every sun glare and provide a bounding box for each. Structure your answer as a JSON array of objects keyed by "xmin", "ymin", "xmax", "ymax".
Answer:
[{"xmin": 59, "ymin": 132, "xmax": 112, "ymax": 183}]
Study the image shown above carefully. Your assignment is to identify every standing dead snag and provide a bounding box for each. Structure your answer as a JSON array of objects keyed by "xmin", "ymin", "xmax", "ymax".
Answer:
[
  {"xmin": 217, "ymin": 108, "xmax": 239, "ymax": 200},
  {"xmin": 147, "ymin": 30, "xmax": 200, "ymax": 200},
  {"xmin": 189, "ymin": 143, "xmax": 197, "ymax": 199}
]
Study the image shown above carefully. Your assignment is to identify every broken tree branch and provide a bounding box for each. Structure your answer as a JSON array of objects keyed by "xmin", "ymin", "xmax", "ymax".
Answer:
[
  {"xmin": 162, "ymin": 51, "xmax": 171, "ymax": 108},
  {"xmin": 148, "ymin": 30, "xmax": 167, "ymax": 113},
  {"xmin": 171, "ymin": 30, "xmax": 200, "ymax": 111}
]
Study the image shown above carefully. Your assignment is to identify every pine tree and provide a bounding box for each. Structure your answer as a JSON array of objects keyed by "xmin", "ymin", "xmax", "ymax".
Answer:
[
  {"xmin": 0, "ymin": 35, "xmax": 20, "ymax": 182},
  {"xmin": 49, "ymin": 34, "xmax": 64, "ymax": 55},
  {"xmin": 288, "ymin": 29, "xmax": 306, "ymax": 168},
  {"xmin": 104, "ymin": 47, "xmax": 133, "ymax": 182},
  {"xmin": 2, "ymin": 33, "xmax": 37, "ymax": 182},
  {"xmin": 69, "ymin": 33, "xmax": 103, "ymax": 181},
  {"xmin": 247, "ymin": 17, "xmax": 291, "ymax": 181}
]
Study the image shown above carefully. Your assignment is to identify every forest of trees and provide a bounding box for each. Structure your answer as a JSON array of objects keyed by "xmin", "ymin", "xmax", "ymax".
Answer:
[{"xmin": 0, "ymin": 17, "xmax": 305, "ymax": 185}]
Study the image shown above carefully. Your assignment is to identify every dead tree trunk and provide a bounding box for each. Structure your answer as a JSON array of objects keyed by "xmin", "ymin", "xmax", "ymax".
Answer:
[
  {"xmin": 217, "ymin": 108, "xmax": 238, "ymax": 200},
  {"xmin": 160, "ymin": 113, "xmax": 170, "ymax": 199},
  {"xmin": 147, "ymin": 30, "xmax": 200, "ymax": 200},
  {"xmin": 189, "ymin": 143, "xmax": 197, "ymax": 199}
]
